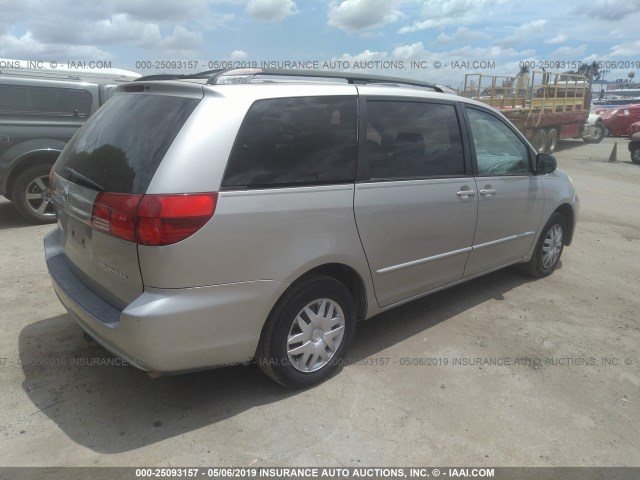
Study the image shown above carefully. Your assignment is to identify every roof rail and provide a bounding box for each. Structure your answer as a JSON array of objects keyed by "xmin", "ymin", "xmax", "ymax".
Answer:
[
  {"xmin": 135, "ymin": 68, "xmax": 444, "ymax": 92},
  {"xmin": 0, "ymin": 68, "xmax": 140, "ymax": 82}
]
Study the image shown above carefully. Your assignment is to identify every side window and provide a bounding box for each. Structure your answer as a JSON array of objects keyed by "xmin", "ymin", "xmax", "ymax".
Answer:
[
  {"xmin": 466, "ymin": 108, "xmax": 530, "ymax": 175},
  {"xmin": 222, "ymin": 96, "xmax": 357, "ymax": 188},
  {"xmin": 0, "ymin": 85, "xmax": 92, "ymax": 116},
  {"xmin": 364, "ymin": 100, "xmax": 465, "ymax": 180}
]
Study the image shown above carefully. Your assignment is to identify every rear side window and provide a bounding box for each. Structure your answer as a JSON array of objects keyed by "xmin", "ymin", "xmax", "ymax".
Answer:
[
  {"xmin": 0, "ymin": 85, "xmax": 92, "ymax": 116},
  {"xmin": 222, "ymin": 96, "xmax": 357, "ymax": 188},
  {"xmin": 364, "ymin": 100, "xmax": 465, "ymax": 179},
  {"xmin": 56, "ymin": 94, "xmax": 200, "ymax": 193}
]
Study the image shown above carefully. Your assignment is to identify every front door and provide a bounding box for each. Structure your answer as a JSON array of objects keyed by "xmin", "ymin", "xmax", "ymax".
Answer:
[{"xmin": 463, "ymin": 106, "xmax": 544, "ymax": 277}]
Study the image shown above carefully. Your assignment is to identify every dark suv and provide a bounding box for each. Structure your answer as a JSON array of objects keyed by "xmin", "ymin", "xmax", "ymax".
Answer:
[{"xmin": 0, "ymin": 68, "xmax": 139, "ymax": 223}]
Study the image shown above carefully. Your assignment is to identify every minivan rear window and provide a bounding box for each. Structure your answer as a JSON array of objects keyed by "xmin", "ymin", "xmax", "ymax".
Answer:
[
  {"xmin": 55, "ymin": 94, "xmax": 200, "ymax": 193},
  {"xmin": 222, "ymin": 96, "xmax": 357, "ymax": 188}
]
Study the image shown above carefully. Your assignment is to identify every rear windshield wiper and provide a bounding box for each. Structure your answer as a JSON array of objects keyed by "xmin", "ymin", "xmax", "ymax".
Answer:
[{"xmin": 63, "ymin": 167, "xmax": 106, "ymax": 192}]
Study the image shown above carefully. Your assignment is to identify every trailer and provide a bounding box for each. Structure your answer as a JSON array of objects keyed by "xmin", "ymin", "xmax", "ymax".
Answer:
[{"xmin": 463, "ymin": 71, "xmax": 606, "ymax": 153}]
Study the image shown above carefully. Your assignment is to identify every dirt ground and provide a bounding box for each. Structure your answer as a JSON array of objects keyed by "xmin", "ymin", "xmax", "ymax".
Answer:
[{"xmin": 1, "ymin": 137, "xmax": 638, "ymax": 467}]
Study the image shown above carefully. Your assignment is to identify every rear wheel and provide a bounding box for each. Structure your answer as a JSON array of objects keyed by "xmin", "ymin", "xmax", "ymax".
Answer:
[
  {"xmin": 532, "ymin": 129, "xmax": 547, "ymax": 154},
  {"xmin": 521, "ymin": 213, "xmax": 565, "ymax": 278},
  {"xmin": 257, "ymin": 274, "xmax": 355, "ymax": 388},
  {"xmin": 631, "ymin": 145, "xmax": 640, "ymax": 164},
  {"xmin": 11, "ymin": 164, "xmax": 57, "ymax": 224},
  {"xmin": 546, "ymin": 128, "xmax": 558, "ymax": 153}
]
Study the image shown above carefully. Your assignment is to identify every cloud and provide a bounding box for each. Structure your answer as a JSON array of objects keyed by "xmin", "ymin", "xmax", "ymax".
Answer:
[
  {"xmin": 230, "ymin": 49, "xmax": 248, "ymax": 60},
  {"xmin": 609, "ymin": 40, "xmax": 640, "ymax": 57},
  {"xmin": 436, "ymin": 27, "xmax": 488, "ymax": 45},
  {"xmin": 328, "ymin": 0, "xmax": 404, "ymax": 32},
  {"xmin": 245, "ymin": 0, "xmax": 297, "ymax": 21},
  {"xmin": 576, "ymin": 0, "xmax": 640, "ymax": 20},
  {"xmin": 103, "ymin": 0, "xmax": 216, "ymax": 22},
  {"xmin": 0, "ymin": 32, "xmax": 113, "ymax": 60},
  {"xmin": 493, "ymin": 19, "xmax": 547, "ymax": 47},
  {"xmin": 550, "ymin": 44, "xmax": 587, "ymax": 58},
  {"xmin": 544, "ymin": 34, "xmax": 566, "ymax": 45},
  {"xmin": 86, "ymin": 16, "xmax": 202, "ymax": 50},
  {"xmin": 398, "ymin": 0, "xmax": 505, "ymax": 33}
]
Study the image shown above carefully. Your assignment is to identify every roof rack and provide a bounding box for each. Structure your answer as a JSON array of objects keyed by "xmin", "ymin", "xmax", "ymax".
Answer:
[
  {"xmin": 135, "ymin": 68, "xmax": 444, "ymax": 93},
  {"xmin": 0, "ymin": 67, "xmax": 140, "ymax": 82}
]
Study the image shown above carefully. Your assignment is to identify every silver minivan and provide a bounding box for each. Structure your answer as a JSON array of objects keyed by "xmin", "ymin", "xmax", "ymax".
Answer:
[{"xmin": 44, "ymin": 69, "xmax": 579, "ymax": 388}]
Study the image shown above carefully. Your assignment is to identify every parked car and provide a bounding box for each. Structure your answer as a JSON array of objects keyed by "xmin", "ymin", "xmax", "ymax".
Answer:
[
  {"xmin": 599, "ymin": 104, "xmax": 640, "ymax": 137},
  {"xmin": 44, "ymin": 69, "xmax": 579, "ymax": 388},
  {"xmin": 629, "ymin": 128, "xmax": 640, "ymax": 164},
  {"xmin": 0, "ymin": 67, "xmax": 139, "ymax": 223}
]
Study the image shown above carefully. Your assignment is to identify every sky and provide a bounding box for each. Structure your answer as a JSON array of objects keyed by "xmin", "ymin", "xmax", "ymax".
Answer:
[{"xmin": 1, "ymin": 0, "xmax": 639, "ymax": 88}]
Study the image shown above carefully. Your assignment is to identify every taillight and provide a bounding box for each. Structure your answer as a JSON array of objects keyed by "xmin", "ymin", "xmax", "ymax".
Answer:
[
  {"xmin": 91, "ymin": 193, "xmax": 217, "ymax": 246},
  {"xmin": 92, "ymin": 193, "xmax": 142, "ymax": 242},
  {"xmin": 137, "ymin": 194, "xmax": 217, "ymax": 246},
  {"xmin": 124, "ymin": 84, "xmax": 146, "ymax": 92}
]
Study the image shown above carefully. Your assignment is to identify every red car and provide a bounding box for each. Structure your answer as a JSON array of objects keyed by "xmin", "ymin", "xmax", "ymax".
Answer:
[{"xmin": 600, "ymin": 104, "xmax": 640, "ymax": 137}]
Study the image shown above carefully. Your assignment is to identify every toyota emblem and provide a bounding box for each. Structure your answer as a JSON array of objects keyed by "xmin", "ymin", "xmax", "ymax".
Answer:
[{"xmin": 61, "ymin": 186, "xmax": 70, "ymax": 204}]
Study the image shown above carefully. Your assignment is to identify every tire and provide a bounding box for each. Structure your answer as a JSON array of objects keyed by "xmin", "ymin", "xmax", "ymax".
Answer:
[
  {"xmin": 631, "ymin": 146, "xmax": 640, "ymax": 164},
  {"xmin": 546, "ymin": 128, "xmax": 558, "ymax": 153},
  {"xmin": 532, "ymin": 129, "xmax": 547, "ymax": 154},
  {"xmin": 583, "ymin": 121, "xmax": 606, "ymax": 144},
  {"xmin": 256, "ymin": 274, "xmax": 356, "ymax": 389},
  {"xmin": 521, "ymin": 213, "xmax": 565, "ymax": 278},
  {"xmin": 11, "ymin": 164, "xmax": 57, "ymax": 224}
]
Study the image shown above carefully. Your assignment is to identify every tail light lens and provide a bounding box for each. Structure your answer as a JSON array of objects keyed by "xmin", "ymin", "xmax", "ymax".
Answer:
[
  {"xmin": 137, "ymin": 194, "xmax": 217, "ymax": 246},
  {"xmin": 91, "ymin": 193, "xmax": 142, "ymax": 242},
  {"xmin": 91, "ymin": 193, "xmax": 217, "ymax": 246}
]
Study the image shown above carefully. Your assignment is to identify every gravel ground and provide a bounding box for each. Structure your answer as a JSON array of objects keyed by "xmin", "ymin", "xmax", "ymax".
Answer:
[{"xmin": 0, "ymin": 137, "xmax": 638, "ymax": 467}]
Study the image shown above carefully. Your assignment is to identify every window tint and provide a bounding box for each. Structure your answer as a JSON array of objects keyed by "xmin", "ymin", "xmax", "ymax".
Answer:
[
  {"xmin": 364, "ymin": 101, "xmax": 465, "ymax": 179},
  {"xmin": 466, "ymin": 108, "xmax": 530, "ymax": 175},
  {"xmin": 0, "ymin": 85, "xmax": 92, "ymax": 116},
  {"xmin": 56, "ymin": 94, "xmax": 200, "ymax": 193},
  {"xmin": 222, "ymin": 96, "xmax": 357, "ymax": 188}
]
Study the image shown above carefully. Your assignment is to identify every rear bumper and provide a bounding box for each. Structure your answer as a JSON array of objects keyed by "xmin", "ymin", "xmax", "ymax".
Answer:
[{"xmin": 44, "ymin": 229, "xmax": 287, "ymax": 373}]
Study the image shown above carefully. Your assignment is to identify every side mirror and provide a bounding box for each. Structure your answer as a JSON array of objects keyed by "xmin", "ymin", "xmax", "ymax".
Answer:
[{"xmin": 536, "ymin": 153, "xmax": 557, "ymax": 174}]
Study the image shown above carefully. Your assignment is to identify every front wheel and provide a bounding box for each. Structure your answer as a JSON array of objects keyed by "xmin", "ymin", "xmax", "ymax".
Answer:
[
  {"xmin": 11, "ymin": 164, "xmax": 57, "ymax": 224},
  {"xmin": 584, "ymin": 121, "xmax": 606, "ymax": 144},
  {"xmin": 631, "ymin": 146, "xmax": 640, "ymax": 164},
  {"xmin": 521, "ymin": 213, "xmax": 565, "ymax": 278},
  {"xmin": 256, "ymin": 274, "xmax": 356, "ymax": 388}
]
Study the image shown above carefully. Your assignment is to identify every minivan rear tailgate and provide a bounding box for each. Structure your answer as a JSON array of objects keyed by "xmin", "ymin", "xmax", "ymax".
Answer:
[
  {"xmin": 49, "ymin": 89, "xmax": 202, "ymax": 309},
  {"xmin": 53, "ymin": 175, "xmax": 143, "ymax": 309}
]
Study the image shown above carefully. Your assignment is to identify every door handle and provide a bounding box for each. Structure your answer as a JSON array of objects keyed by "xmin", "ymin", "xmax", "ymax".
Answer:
[
  {"xmin": 456, "ymin": 189, "xmax": 477, "ymax": 199},
  {"xmin": 479, "ymin": 188, "xmax": 496, "ymax": 197}
]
